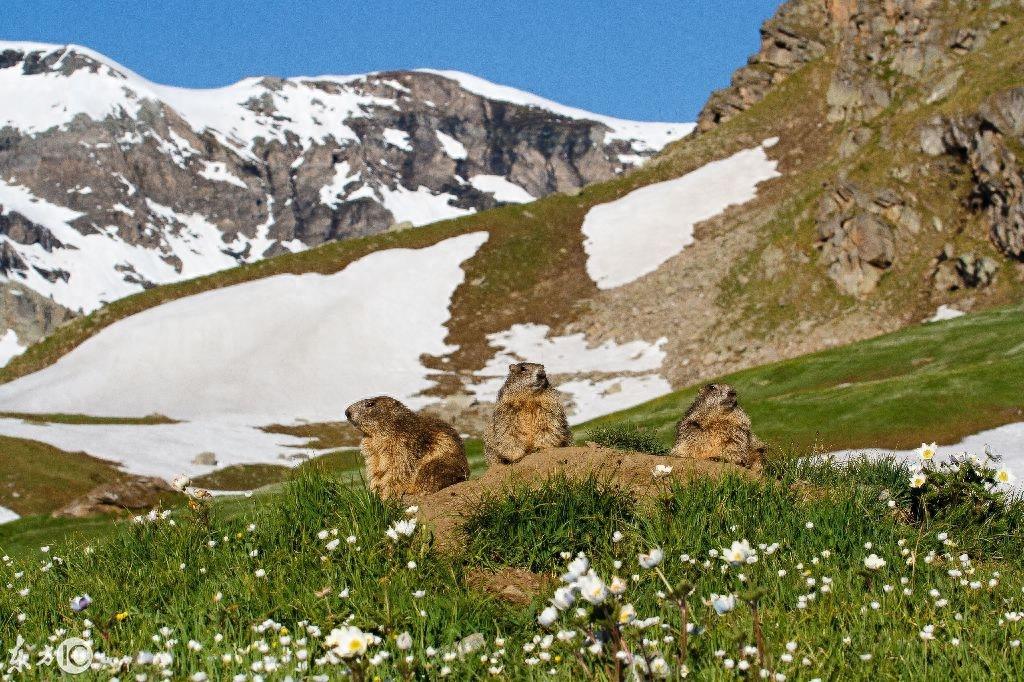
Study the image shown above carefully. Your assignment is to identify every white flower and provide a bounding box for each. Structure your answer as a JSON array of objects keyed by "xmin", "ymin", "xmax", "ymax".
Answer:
[
  {"xmin": 254, "ymin": 568, "xmax": 266, "ymax": 578},
  {"xmin": 618, "ymin": 603, "xmax": 637, "ymax": 624},
  {"xmin": 653, "ymin": 464, "xmax": 673, "ymax": 479},
  {"xmin": 563, "ymin": 554, "xmax": 590, "ymax": 582},
  {"xmin": 919, "ymin": 624, "xmax": 935, "ymax": 641},
  {"xmin": 611, "ymin": 531, "xmax": 624, "ymax": 543},
  {"xmin": 405, "ymin": 505, "xmax": 419, "ymax": 515},
  {"xmin": 396, "ymin": 632, "xmax": 412, "ymax": 651},
  {"xmin": 721, "ymin": 540, "xmax": 757, "ymax": 566},
  {"xmin": 910, "ymin": 472, "xmax": 927, "ymax": 488},
  {"xmin": 609, "ymin": 576, "xmax": 628, "ymax": 596},
  {"xmin": 325, "ymin": 539, "xmax": 340, "ymax": 552},
  {"xmin": 171, "ymin": 475, "xmax": 191, "ymax": 492},
  {"xmin": 538, "ymin": 606, "xmax": 559, "ymax": 627},
  {"xmin": 639, "ymin": 548, "xmax": 664, "ymax": 569},
  {"xmin": 649, "ymin": 656, "xmax": 670, "ymax": 678},
  {"xmin": 325, "ymin": 626, "xmax": 369, "ymax": 658},
  {"xmin": 70, "ymin": 594, "xmax": 91, "ymax": 612},
  {"xmin": 918, "ymin": 442, "xmax": 937, "ymax": 461},
  {"xmin": 385, "ymin": 519, "xmax": 418, "ymax": 541},
  {"xmin": 996, "ymin": 468, "xmax": 1015, "ymax": 484},
  {"xmin": 864, "ymin": 554, "xmax": 886, "ymax": 570},
  {"xmin": 577, "ymin": 572, "xmax": 609, "ymax": 605},
  {"xmin": 710, "ymin": 593, "xmax": 736, "ymax": 615},
  {"xmin": 551, "ymin": 587, "xmax": 575, "ymax": 611}
]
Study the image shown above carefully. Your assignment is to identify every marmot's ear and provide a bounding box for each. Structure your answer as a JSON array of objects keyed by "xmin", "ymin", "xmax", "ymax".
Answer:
[{"xmin": 508, "ymin": 363, "xmax": 518, "ymax": 373}]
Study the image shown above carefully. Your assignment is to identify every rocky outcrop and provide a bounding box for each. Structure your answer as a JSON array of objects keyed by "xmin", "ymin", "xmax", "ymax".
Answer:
[
  {"xmin": 53, "ymin": 476, "xmax": 173, "ymax": 518},
  {"xmin": 697, "ymin": 0, "xmax": 828, "ymax": 131},
  {"xmin": 932, "ymin": 246, "xmax": 998, "ymax": 291},
  {"xmin": 814, "ymin": 181, "xmax": 928, "ymax": 296},
  {"xmin": 920, "ymin": 87, "xmax": 1024, "ymax": 261}
]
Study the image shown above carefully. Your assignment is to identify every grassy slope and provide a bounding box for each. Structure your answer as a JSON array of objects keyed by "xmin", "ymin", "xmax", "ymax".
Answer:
[
  {"xmin": 576, "ymin": 303, "xmax": 1024, "ymax": 453},
  {"xmin": 2, "ymin": 303, "xmax": 1020, "ymax": 552},
  {"xmin": 2, "ymin": 462, "xmax": 1024, "ymax": 680}
]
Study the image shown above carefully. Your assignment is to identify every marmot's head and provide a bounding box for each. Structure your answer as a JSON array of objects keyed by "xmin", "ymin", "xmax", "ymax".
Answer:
[
  {"xmin": 498, "ymin": 362, "xmax": 550, "ymax": 398},
  {"xmin": 685, "ymin": 383, "xmax": 739, "ymax": 419},
  {"xmin": 345, "ymin": 396, "xmax": 413, "ymax": 436}
]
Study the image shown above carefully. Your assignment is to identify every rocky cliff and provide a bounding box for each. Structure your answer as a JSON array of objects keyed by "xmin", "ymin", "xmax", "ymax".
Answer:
[{"xmin": 0, "ymin": 42, "xmax": 690, "ymax": 357}]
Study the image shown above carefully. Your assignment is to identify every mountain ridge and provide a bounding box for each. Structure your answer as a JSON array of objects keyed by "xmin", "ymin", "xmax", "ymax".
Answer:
[{"xmin": 0, "ymin": 39, "xmax": 691, "ymax": 358}]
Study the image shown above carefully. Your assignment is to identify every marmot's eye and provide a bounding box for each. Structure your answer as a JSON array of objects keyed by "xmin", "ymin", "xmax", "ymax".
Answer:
[{"xmin": 367, "ymin": 400, "xmax": 376, "ymax": 407}]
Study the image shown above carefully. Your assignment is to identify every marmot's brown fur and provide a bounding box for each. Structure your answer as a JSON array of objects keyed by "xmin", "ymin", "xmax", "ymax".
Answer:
[
  {"xmin": 484, "ymin": 362, "xmax": 572, "ymax": 464},
  {"xmin": 345, "ymin": 396, "xmax": 469, "ymax": 499},
  {"xmin": 670, "ymin": 383, "xmax": 765, "ymax": 468}
]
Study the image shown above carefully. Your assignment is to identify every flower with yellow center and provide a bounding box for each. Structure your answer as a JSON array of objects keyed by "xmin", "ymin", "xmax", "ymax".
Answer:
[
  {"xmin": 325, "ymin": 626, "xmax": 369, "ymax": 658},
  {"xmin": 996, "ymin": 468, "xmax": 1015, "ymax": 484},
  {"xmin": 910, "ymin": 472, "xmax": 927, "ymax": 488},
  {"xmin": 917, "ymin": 442, "xmax": 938, "ymax": 461},
  {"xmin": 115, "ymin": 611, "xmax": 128, "ymax": 622}
]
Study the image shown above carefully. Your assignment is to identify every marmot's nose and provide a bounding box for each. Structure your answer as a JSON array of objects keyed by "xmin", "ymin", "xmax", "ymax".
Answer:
[{"xmin": 344, "ymin": 407, "xmax": 353, "ymax": 422}]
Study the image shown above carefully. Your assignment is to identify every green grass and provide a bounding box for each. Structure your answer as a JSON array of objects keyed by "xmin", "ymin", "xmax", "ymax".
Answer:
[
  {"xmin": 463, "ymin": 475, "xmax": 638, "ymax": 572},
  {"xmin": 583, "ymin": 424, "xmax": 669, "ymax": 455},
  {"xmin": 576, "ymin": 303, "xmax": 1024, "ymax": 454},
  {"xmin": 3, "ymin": 459, "xmax": 1024, "ymax": 679}
]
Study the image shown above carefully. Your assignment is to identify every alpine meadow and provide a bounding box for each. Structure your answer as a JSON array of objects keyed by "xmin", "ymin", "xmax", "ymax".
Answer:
[{"xmin": 2, "ymin": 1, "xmax": 1024, "ymax": 680}]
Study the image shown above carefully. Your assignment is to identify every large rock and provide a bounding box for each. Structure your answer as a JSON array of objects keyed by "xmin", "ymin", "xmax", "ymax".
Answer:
[
  {"xmin": 920, "ymin": 87, "xmax": 1024, "ymax": 261},
  {"xmin": 53, "ymin": 476, "xmax": 173, "ymax": 518},
  {"xmin": 815, "ymin": 182, "xmax": 908, "ymax": 297}
]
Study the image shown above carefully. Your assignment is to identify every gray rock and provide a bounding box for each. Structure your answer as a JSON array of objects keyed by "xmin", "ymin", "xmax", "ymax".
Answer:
[
  {"xmin": 53, "ymin": 476, "xmax": 173, "ymax": 518},
  {"xmin": 192, "ymin": 452, "xmax": 218, "ymax": 466}
]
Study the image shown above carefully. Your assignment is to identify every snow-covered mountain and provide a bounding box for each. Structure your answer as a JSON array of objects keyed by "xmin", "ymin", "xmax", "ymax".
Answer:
[{"xmin": 0, "ymin": 41, "xmax": 692, "ymax": 358}]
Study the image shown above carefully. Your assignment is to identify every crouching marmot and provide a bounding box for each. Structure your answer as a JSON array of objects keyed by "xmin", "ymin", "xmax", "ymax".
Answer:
[
  {"xmin": 345, "ymin": 396, "xmax": 469, "ymax": 499},
  {"xmin": 485, "ymin": 362, "xmax": 572, "ymax": 464},
  {"xmin": 670, "ymin": 383, "xmax": 765, "ymax": 468}
]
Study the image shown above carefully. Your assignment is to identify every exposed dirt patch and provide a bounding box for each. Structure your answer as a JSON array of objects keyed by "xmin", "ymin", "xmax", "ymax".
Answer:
[
  {"xmin": 465, "ymin": 566, "xmax": 552, "ymax": 605},
  {"xmin": 412, "ymin": 445, "xmax": 752, "ymax": 553}
]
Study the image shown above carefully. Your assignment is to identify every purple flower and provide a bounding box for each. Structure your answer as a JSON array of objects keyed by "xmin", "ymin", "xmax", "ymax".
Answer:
[{"xmin": 70, "ymin": 594, "xmax": 92, "ymax": 612}]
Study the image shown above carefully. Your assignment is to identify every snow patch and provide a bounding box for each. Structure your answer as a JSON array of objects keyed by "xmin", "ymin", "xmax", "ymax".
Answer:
[
  {"xmin": 0, "ymin": 330, "xmax": 25, "ymax": 368},
  {"xmin": 927, "ymin": 305, "xmax": 965, "ymax": 322},
  {"xmin": 436, "ymin": 131, "xmax": 468, "ymax": 160},
  {"xmin": 318, "ymin": 162, "xmax": 361, "ymax": 208},
  {"xmin": 558, "ymin": 375, "xmax": 673, "ymax": 425},
  {"xmin": 468, "ymin": 323, "xmax": 669, "ymax": 423},
  {"xmin": 0, "ymin": 418, "xmax": 312, "ymax": 480},
  {"xmin": 581, "ymin": 142, "xmax": 781, "ymax": 289},
  {"xmin": 0, "ymin": 232, "xmax": 489, "ymax": 426},
  {"xmin": 830, "ymin": 422, "xmax": 1024, "ymax": 483},
  {"xmin": 469, "ymin": 175, "xmax": 535, "ymax": 204},
  {"xmin": 377, "ymin": 184, "xmax": 474, "ymax": 226},
  {"xmin": 0, "ymin": 506, "xmax": 19, "ymax": 525},
  {"xmin": 382, "ymin": 128, "xmax": 413, "ymax": 151},
  {"xmin": 198, "ymin": 161, "xmax": 248, "ymax": 189}
]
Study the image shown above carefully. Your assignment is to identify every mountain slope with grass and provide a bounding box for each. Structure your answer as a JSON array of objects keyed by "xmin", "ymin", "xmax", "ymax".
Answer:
[{"xmin": 1, "ymin": 0, "xmax": 1024, "ymax": 513}]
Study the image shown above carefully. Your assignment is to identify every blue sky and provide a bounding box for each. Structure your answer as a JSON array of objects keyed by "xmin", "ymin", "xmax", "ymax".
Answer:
[{"xmin": 1, "ymin": 1, "xmax": 780, "ymax": 122}]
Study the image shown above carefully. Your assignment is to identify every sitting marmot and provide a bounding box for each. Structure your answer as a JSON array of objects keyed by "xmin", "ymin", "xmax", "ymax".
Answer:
[
  {"xmin": 345, "ymin": 396, "xmax": 469, "ymax": 499},
  {"xmin": 484, "ymin": 362, "xmax": 572, "ymax": 464},
  {"xmin": 670, "ymin": 383, "xmax": 765, "ymax": 468}
]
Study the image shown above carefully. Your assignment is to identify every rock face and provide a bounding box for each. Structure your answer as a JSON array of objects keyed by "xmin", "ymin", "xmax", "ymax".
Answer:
[
  {"xmin": 921, "ymin": 87, "xmax": 1024, "ymax": 262},
  {"xmin": 53, "ymin": 475, "xmax": 173, "ymax": 518},
  {"xmin": 0, "ymin": 42, "xmax": 691, "ymax": 353},
  {"xmin": 815, "ymin": 182, "xmax": 914, "ymax": 296},
  {"xmin": 696, "ymin": 0, "xmax": 828, "ymax": 131}
]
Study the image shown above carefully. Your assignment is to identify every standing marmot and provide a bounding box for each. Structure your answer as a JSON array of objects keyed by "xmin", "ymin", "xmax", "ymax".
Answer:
[
  {"xmin": 345, "ymin": 396, "xmax": 469, "ymax": 499},
  {"xmin": 485, "ymin": 362, "xmax": 572, "ymax": 464},
  {"xmin": 670, "ymin": 383, "xmax": 766, "ymax": 468}
]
